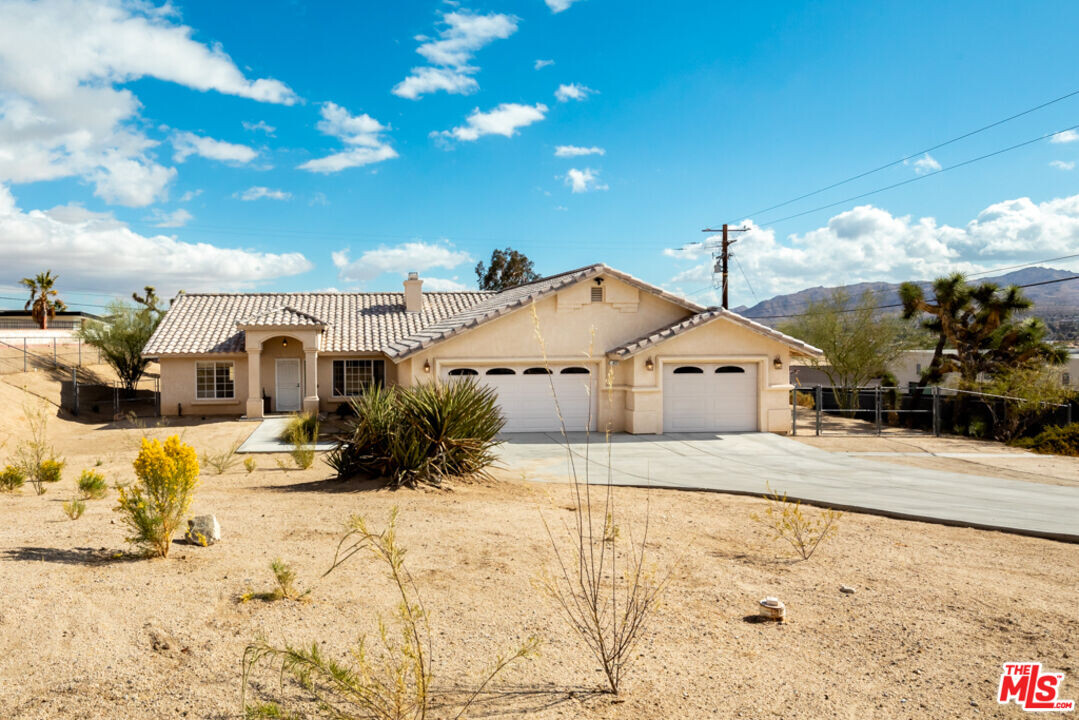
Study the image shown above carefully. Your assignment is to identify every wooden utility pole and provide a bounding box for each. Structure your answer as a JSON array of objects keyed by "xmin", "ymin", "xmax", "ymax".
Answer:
[{"xmin": 701, "ymin": 224, "xmax": 749, "ymax": 308}]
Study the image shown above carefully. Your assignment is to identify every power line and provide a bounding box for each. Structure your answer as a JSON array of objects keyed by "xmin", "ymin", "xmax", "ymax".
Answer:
[
  {"xmin": 754, "ymin": 122, "xmax": 1079, "ymax": 228},
  {"xmin": 716, "ymin": 86, "xmax": 1079, "ymax": 226},
  {"xmin": 741, "ymin": 274, "xmax": 1079, "ymax": 320}
]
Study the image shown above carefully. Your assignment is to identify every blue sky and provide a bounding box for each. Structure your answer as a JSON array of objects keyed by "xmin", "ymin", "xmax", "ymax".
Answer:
[{"xmin": 2, "ymin": 0, "xmax": 1079, "ymax": 313}]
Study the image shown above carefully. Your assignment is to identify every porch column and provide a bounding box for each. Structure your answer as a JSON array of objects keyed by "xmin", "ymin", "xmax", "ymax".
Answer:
[
  {"xmin": 245, "ymin": 349, "xmax": 263, "ymax": 418},
  {"xmin": 302, "ymin": 348, "xmax": 320, "ymax": 414}
]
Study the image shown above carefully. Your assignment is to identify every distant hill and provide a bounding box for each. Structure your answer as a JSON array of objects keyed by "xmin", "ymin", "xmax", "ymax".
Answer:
[{"xmin": 733, "ymin": 266, "xmax": 1079, "ymax": 341}]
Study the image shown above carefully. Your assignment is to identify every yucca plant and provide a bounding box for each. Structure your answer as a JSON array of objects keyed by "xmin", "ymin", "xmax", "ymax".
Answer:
[{"xmin": 328, "ymin": 379, "xmax": 504, "ymax": 488}]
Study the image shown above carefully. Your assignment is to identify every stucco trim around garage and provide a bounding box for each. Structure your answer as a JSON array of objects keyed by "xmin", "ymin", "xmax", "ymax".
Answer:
[{"xmin": 606, "ymin": 307, "xmax": 823, "ymax": 360}]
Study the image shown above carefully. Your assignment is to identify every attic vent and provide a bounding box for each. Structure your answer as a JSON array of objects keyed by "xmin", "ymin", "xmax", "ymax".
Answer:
[{"xmin": 590, "ymin": 286, "xmax": 604, "ymax": 303}]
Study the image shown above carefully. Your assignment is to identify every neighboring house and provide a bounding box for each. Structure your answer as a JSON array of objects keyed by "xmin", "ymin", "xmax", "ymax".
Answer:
[
  {"xmin": 143, "ymin": 264, "xmax": 821, "ymax": 434},
  {"xmin": 0, "ymin": 309, "xmax": 100, "ymax": 331}
]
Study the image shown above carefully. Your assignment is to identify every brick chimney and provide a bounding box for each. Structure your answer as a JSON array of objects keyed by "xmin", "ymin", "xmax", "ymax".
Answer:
[{"xmin": 404, "ymin": 271, "xmax": 423, "ymax": 312}]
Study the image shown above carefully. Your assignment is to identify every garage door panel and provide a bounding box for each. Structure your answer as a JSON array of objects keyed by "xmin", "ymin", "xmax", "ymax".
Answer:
[
  {"xmin": 442, "ymin": 365, "xmax": 595, "ymax": 432},
  {"xmin": 663, "ymin": 363, "xmax": 758, "ymax": 432}
]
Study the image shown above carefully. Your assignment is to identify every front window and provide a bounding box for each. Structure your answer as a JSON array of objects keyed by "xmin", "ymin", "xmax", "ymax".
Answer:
[
  {"xmin": 195, "ymin": 361, "xmax": 235, "ymax": 399},
  {"xmin": 333, "ymin": 359, "xmax": 385, "ymax": 396}
]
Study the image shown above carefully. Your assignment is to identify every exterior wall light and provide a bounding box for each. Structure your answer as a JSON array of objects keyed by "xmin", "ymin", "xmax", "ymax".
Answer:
[
  {"xmin": 773, "ymin": 355, "xmax": 783, "ymax": 370},
  {"xmin": 423, "ymin": 359, "xmax": 431, "ymax": 373},
  {"xmin": 282, "ymin": 338, "xmax": 288, "ymax": 348},
  {"xmin": 645, "ymin": 357, "xmax": 654, "ymax": 371}
]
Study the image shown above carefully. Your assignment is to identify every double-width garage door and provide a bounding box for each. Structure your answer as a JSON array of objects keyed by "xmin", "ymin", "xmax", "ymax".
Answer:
[
  {"xmin": 442, "ymin": 365, "xmax": 595, "ymax": 432},
  {"xmin": 663, "ymin": 363, "xmax": 758, "ymax": 432}
]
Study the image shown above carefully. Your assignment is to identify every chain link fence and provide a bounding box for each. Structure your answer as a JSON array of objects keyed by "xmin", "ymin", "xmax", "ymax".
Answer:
[
  {"xmin": 0, "ymin": 337, "xmax": 102, "ymax": 374},
  {"xmin": 792, "ymin": 385, "xmax": 1075, "ymax": 438},
  {"xmin": 60, "ymin": 368, "xmax": 160, "ymax": 419}
]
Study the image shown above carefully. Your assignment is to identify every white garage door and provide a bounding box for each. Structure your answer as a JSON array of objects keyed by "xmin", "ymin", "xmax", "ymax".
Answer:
[
  {"xmin": 442, "ymin": 365, "xmax": 595, "ymax": 432},
  {"xmin": 663, "ymin": 363, "xmax": 758, "ymax": 432}
]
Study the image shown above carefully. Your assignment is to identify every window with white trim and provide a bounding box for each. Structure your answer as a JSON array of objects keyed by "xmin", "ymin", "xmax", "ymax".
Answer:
[
  {"xmin": 195, "ymin": 361, "xmax": 235, "ymax": 400},
  {"xmin": 332, "ymin": 359, "xmax": 385, "ymax": 396}
]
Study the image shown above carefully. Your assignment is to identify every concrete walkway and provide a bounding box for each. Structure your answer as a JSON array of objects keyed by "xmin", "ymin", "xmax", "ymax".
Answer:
[
  {"xmin": 237, "ymin": 416, "xmax": 336, "ymax": 454},
  {"xmin": 496, "ymin": 432, "xmax": 1079, "ymax": 542}
]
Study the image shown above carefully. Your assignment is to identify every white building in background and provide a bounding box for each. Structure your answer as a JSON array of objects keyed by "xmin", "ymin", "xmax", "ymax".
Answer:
[{"xmin": 887, "ymin": 350, "xmax": 1078, "ymax": 388}]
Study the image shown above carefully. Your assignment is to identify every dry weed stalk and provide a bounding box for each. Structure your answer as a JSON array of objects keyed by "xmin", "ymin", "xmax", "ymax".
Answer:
[
  {"xmin": 530, "ymin": 304, "xmax": 670, "ymax": 695},
  {"xmin": 242, "ymin": 508, "xmax": 538, "ymax": 720},
  {"xmin": 751, "ymin": 484, "xmax": 841, "ymax": 561}
]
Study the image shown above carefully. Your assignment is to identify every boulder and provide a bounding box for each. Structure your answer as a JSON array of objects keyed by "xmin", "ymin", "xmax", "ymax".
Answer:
[{"xmin": 185, "ymin": 515, "xmax": 221, "ymax": 546}]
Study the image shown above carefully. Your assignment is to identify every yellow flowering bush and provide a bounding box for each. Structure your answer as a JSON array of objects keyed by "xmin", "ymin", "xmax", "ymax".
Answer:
[{"xmin": 116, "ymin": 435, "xmax": 200, "ymax": 558}]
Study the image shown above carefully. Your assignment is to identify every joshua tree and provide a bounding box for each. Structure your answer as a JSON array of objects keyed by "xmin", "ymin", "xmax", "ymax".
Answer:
[{"xmin": 20, "ymin": 270, "xmax": 66, "ymax": 329}]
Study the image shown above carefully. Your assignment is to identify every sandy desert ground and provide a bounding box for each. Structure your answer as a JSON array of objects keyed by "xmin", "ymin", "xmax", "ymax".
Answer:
[{"xmin": 0, "ymin": 367, "xmax": 1077, "ymax": 719}]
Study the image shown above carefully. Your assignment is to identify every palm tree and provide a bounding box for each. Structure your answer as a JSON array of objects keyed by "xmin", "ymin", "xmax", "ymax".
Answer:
[{"xmin": 20, "ymin": 270, "xmax": 66, "ymax": 330}]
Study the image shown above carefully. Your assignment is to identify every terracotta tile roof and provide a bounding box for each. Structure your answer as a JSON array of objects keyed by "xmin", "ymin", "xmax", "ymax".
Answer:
[
  {"xmin": 606, "ymin": 307, "xmax": 824, "ymax": 359},
  {"xmin": 144, "ymin": 291, "xmax": 492, "ymax": 355},
  {"xmin": 144, "ymin": 264, "xmax": 711, "ymax": 358}
]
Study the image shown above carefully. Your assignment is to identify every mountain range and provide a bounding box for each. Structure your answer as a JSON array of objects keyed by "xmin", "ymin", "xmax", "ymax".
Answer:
[{"xmin": 733, "ymin": 266, "xmax": 1079, "ymax": 341}]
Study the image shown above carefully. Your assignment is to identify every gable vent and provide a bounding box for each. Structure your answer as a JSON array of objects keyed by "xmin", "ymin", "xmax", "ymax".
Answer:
[{"xmin": 590, "ymin": 286, "xmax": 604, "ymax": 303}]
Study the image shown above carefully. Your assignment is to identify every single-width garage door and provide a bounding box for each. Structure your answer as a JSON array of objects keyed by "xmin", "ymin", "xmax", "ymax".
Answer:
[
  {"xmin": 442, "ymin": 365, "xmax": 596, "ymax": 432},
  {"xmin": 663, "ymin": 363, "xmax": 758, "ymax": 432}
]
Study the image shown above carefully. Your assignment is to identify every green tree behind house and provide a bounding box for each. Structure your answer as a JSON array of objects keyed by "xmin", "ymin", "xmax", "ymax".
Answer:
[
  {"xmin": 20, "ymin": 270, "xmax": 66, "ymax": 329},
  {"xmin": 475, "ymin": 248, "xmax": 540, "ymax": 291},
  {"xmin": 78, "ymin": 294, "xmax": 166, "ymax": 392}
]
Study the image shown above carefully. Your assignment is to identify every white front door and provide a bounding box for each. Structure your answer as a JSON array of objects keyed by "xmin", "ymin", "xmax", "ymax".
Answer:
[
  {"xmin": 663, "ymin": 363, "xmax": 758, "ymax": 432},
  {"xmin": 275, "ymin": 358, "xmax": 302, "ymax": 412}
]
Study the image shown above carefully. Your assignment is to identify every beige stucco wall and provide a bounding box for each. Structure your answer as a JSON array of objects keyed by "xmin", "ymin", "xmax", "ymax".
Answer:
[{"xmin": 159, "ymin": 355, "xmax": 248, "ymax": 416}]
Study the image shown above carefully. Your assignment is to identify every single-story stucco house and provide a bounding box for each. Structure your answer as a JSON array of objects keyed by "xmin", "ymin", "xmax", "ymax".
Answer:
[{"xmin": 143, "ymin": 264, "xmax": 822, "ymax": 434}]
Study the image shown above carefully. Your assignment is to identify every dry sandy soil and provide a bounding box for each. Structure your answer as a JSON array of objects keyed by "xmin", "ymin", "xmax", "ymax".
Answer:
[{"xmin": 0, "ymin": 368, "xmax": 1077, "ymax": 719}]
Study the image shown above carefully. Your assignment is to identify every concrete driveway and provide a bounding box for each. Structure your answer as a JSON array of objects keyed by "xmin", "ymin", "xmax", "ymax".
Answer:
[{"xmin": 496, "ymin": 432, "xmax": 1079, "ymax": 542}]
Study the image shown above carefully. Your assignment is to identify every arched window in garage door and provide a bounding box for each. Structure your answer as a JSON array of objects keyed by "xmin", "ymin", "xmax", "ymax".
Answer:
[
  {"xmin": 523, "ymin": 367, "xmax": 553, "ymax": 375},
  {"xmin": 447, "ymin": 368, "xmax": 478, "ymax": 376},
  {"xmin": 715, "ymin": 366, "xmax": 746, "ymax": 373},
  {"xmin": 672, "ymin": 366, "xmax": 704, "ymax": 374},
  {"xmin": 560, "ymin": 366, "xmax": 590, "ymax": 374},
  {"xmin": 486, "ymin": 368, "xmax": 516, "ymax": 375}
]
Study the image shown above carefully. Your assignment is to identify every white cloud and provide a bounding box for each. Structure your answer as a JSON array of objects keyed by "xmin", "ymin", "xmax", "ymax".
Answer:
[
  {"xmin": 563, "ymin": 167, "xmax": 607, "ymax": 193},
  {"xmin": 545, "ymin": 0, "xmax": 585, "ymax": 12},
  {"xmin": 298, "ymin": 102, "xmax": 398, "ymax": 173},
  {"xmin": 171, "ymin": 131, "xmax": 257, "ymax": 164},
  {"xmin": 905, "ymin": 152, "xmax": 941, "ymax": 175},
  {"xmin": 1050, "ymin": 160, "xmax": 1075, "ymax": 170},
  {"xmin": 421, "ymin": 276, "xmax": 470, "ymax": 291},
  {"xmin": 309, "ymin": 192, "xmax": 329, "ymax": 207},
  {"xmin": 331, "ymin": 241, "xmax": 472, "ymax": 284},
  {"xmin": 242, "ymin": 120, "xmax": 275, "ymax": 135},
  {"xmin": 235, "ymin": 186, "xmax": 291, "ymax": 201},
  {"xmin": 1050, "ymin": 129, "xmax": 1079, "ymax": 144},
  {"xmin": 145, "ymin": 208, "xmax": 193, "ymax": 228},
  {"xmin": 392, "ymin": 10, "xmax": 517, "ymax": 99},
  {"xmin": 0, "ymin": 0, "xmax": 297, "ymax": 207},
  {"xmin": 534, "ymin": 59, "xmax": 555, "ymax": 70},
  {"xmin": 664, "ymin": 194, "xmax": 1079, "ymax": 306},
  {"xmin": 433, "ymin": 103, "xmax": 547, "ymax": 144},
  {"xmin": 178, "ymin": 189, "xmax": 202, "ymax": 202},
  {"xmin": 555, "ymin": 145, "xmax": 605, "ymax": 157},
  {"xmin": 0, "ymin": 184, "xmax": 310, "ymax": 294},
  {"xmin": 554, "ymin": 83, "xmax": 595, "ymax": 102}
]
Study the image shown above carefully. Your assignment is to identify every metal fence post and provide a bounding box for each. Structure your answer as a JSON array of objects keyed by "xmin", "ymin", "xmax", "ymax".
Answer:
[
  {"xmin": 113, "ymin": 385, "xmax": 119, "ymax": 417},
  {"xmin": 875, "ymin": 386, "xmax": 882, "ymax": 435},
  {"xmin": 156, "ymin": 377, "xmax": 161, "ymax": 417},
  {"xmin": 72, "ymin": 367, "xmax": 78, "ymax": 416},
  {"xmin": 78, "ymin": 339, "xmax": 82, "ymax": 367},
  {"xmin": 933, "ymin": 386, "xmax": 941, "ymax": 437},
  {"xmin": 791, "ymin": 387, "xmax": 797, "ymax": 435},
  {"xmin": 815, "ymin": 384, "xmax": 823, "ymax": 436}
]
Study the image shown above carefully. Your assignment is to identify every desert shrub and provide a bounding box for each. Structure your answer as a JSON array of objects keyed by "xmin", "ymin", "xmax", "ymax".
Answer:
[
  {"xmin": 243, "ymin": 457, "xmax": 257, "ymax": 474},
  {"xmin": 1013, "ymin": 423, "xmax": 1079, "ymax": 457},
  {"xmin": 13, "ymin": 402, "xmax": 64, "ymax": 495},
  {"xmin": 78, "ymin": 469, "xmax": 108, "ymax": 499},
  {"xmin": 280, "ymin": 412, "xmax": 319, "ymax": 443},
  {"xmin": 328, "ymin": 379, "xmax": 504, "ymax": 488},
  {"xmin": 115, "ymin": 435, "xmax": 200, "ymax": 558},
  {"xmin": 751, "ymin": 485, "xmax": 841, "ymax": 561},
  {"xmin": 239, "ymin": 559, "xmax": 310, "ymax": 603},
  {"xmin": 284, "ymin": 415, "xmax": 318, "ymax": 470},
  {"xmin": 202, "ymin": 439, "xmax": 242, "ymax": 475},
  {"xmin": 242, "ymin": 508, "xmax": 538, "ymax": 719},
  {"xmin": 795, "ymin": 390, "xmax": 815, "ymax": 409},
  {"xmin": 0, "ymin": 465, "xmax": 25, "ymax": 492},
  {"xmin": 62, "ymin": 497, "xmax": 86, "ymax": 520}
]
